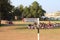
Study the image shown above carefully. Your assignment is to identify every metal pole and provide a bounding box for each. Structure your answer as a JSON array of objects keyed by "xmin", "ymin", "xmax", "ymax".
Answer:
[
  {"xmin": 37, "ymin": 18, "xmax": 39, "ymax": 40},
  {"xmin": 37, "ymin": 28, "xmax": 39, "ymax": 40}
]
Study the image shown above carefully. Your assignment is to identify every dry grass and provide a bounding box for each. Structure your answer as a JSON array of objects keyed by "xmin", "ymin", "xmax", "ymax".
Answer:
[
  {"xmin": 1, "ymin": 20, "xmax": 60, "ymax": 24},
  {"xmin": 0, "ymin": 26, "xmax": 38, "ymax": 40},
  {"xmin": 40, "ymin": 29, "xmax": 60, "ymax": 40},
  {"xmin": 0, "ymin": 20, "xmax": 60, "ymax": 40},
  {"xmin": 0, "ymin": 26, "xmax": 60, "ymax": 40}
]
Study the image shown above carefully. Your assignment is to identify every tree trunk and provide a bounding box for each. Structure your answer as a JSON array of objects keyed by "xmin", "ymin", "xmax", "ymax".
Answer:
[
  {"xmin": 0, "ymin": 20, "xmax": 1, "ymax": 26},
  {"xmin": 0, "ymin": 12, "xmax": 1, "ymax": 26}
]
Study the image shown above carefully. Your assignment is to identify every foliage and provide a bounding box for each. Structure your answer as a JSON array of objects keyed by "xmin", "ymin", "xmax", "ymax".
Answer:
[
  {"xmin": 0, "ymin": 1, "xmax": 46, "ymax": 21},
  {"xmin": 20, "ymin": 1, "xmax": 46, "ymax": 19},
  {"xmin": 0, "ymin": 0, "xmax": 13, "ymax": 20},
  {"xmin": 0, "ymin": 0, "xmax": 13, "ymax": 25}
]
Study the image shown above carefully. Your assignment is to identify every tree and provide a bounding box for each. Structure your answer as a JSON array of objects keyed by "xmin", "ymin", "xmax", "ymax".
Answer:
[
  {"xmin": 19, "ymin": 5, "xmax": 24, "ymax": 13},
  {"xmin": 23, "ymin": 6, "xmax": 30, "ymax": 18},
  {"xmin": 0, "ymin": 0, "xmax": 13, "ymax": 25},
  {"xmin": 18, "ymin": 1, "xmax": 46, "ymax": 19},
  {"xmin": 13, "ymin": 8, "xmax": 21, "ymax": 20},
  {"xmin": 29, "ymin": 1, "xmax": 46, "ymax": 18},
  {"xmin": 13, "ymin": 1, "xmax": 46, "ymax": 20},
  {"xmin": 19, "ymin": 5, "xmax": 24, "ymax": 19}
]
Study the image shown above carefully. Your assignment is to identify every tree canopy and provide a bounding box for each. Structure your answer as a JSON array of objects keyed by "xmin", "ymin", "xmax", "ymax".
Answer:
[
  {"xmin": 20, "ymin": 1, "xmax": 46, "ymax": 19},
  {"xmin": 0, "ymin": 0, "xmax": 13, "ymax": 25},
  {"xmin": 0, "ymin": 0, "xmax": 13, "ymax": 20},
  {"xmin": 0, "ymin": 1, "xmax": 46, "ymax": 21}
]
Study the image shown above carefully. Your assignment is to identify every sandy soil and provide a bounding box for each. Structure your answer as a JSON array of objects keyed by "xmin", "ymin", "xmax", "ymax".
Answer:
[
  {"xmin": 0, "ymin": 26, "xmax": 60, "ymax": 40},
  {"xmin": 0, "ymin": 26, "xmax": 37, "ymax": 40}
]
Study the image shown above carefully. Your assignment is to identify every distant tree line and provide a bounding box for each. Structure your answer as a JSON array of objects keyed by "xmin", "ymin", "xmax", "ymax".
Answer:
[
  {"xmin": 12, "ymin": 1, "xmax": 46, "ymax": 20},
  {"xmin": 0, "ymin": 0, "xmax": 46, "ymax": 25}
]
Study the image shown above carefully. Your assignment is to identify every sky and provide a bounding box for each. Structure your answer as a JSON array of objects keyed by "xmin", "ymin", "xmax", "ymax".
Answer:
[{"xmin": 10, "ymin": 0, "xmax": 60, "ymax": 13}]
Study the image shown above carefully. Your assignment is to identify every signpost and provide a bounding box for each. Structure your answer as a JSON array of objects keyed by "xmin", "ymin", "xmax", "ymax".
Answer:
[
  {"xmin": 37, "ymin": 18, "xmax": 39, "ymax": 40},
  {"xmin": 37, "ymin": 28, "xmax": 39, "ymax": 40}
]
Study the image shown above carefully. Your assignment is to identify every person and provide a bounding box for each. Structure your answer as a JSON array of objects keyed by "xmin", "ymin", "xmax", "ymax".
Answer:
[
  {"xmin": 28, "ymin": 24, "xmax": 32, "ymax": 29},
  {"xmin": 28, "ymin": 24, "xmax": 34, "ymax": 29},
  {"xmin": 9, "ymin": 21, "xmax": 13, "ymax": 24},
  {"xmin": 34, "ymin": 22, "xmax": 38, "ymax": 29}
]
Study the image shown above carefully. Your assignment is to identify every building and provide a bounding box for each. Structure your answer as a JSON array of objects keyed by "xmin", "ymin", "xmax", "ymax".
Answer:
[{"xmin": 45, "ymin": 11, "xmax": 60, "ymax": 20}]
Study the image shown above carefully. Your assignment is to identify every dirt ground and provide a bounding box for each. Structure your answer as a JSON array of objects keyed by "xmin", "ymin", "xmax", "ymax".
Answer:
[
  {"xmin": 0, "ymin": 26, "xmax": 38, "ymax": 40},
  {"xmin": 40, "ymin": 29, "xmax": 60, "ymax": 40},
  {"xmin": 0, "ymin": 26, "xmax": 60, "ymax": 40}
]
